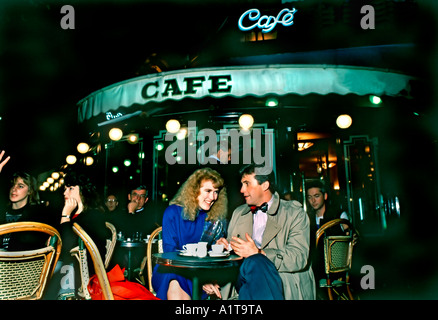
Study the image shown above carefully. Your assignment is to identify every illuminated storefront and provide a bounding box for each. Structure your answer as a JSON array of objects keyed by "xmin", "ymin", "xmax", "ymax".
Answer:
[
  {"xmin": 65, "ymin": 0, "xmax": 431, "ymax": 239},
  {"xmin": 76, "ymin": 58, "xmax": 418, "ymax": 235}
]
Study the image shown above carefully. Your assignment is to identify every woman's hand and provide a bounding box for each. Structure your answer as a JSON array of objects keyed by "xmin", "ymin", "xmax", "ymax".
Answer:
[
  {"xmin": 61, "ymin": 198, "xmax": 78, "ymax": 223},
  {"xmin": 215, "ymin": 237, "xmax": 230, "ymax": 251},
  {"xmin": 0, "ymin": 151, "xmax": 10, "ymax": 173},
  {"xmin": 63, "ymin": 198, "xmax": 78, "ymax": 215},
  {"xmin": 202, "ymin": 283, "xmax": 221, "ymax": 299}
]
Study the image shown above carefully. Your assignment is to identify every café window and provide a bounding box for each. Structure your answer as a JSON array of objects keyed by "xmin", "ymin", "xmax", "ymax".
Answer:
[{"xmin": 152, "ymin": 122, "xmax": 276, "ymax": 204}]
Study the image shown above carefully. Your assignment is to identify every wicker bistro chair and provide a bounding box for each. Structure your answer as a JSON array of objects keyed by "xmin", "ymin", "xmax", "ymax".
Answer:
[
  {"xmin": 71, "ymin": 221, "xmax": 117, "ymax": 299},
  {"xmin": 316, "ymin": 219, "xmax": 357, "ymax": 300},
  {"xmin": 145, "ymin": 226, "xmax": 162, "ymax": 294},
  {"xmin": 70, "ymin": 235, "xmax": 92, "ymax": 299},
  {"xmin": 104, "ymin": 222, "xmax": 117, "ymax": 269},
  {"xmin": 0, "ymin": 222, "xmax": 62, "ymax": 300},
  {"xmin": 72, "ymin": 223, "xmax": 114, "ymax": 300},
  {"xmin": 70, "ymin": 222, "xmax": 117, "ymax": 300}
]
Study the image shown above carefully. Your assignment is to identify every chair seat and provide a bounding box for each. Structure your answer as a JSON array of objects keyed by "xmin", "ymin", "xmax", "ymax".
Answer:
[{"xmin": 319, "ymin": 278, "xmax": 349, "ymax": 288}]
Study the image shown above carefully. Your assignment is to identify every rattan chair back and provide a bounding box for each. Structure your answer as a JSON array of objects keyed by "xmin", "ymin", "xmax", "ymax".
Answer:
[
  {"xmin": 0, "ymin": 222, "xmax": 62, "ymax": 300},
  {"xmin": 323, "ymin": 236, "xmax": 353, "ymax": 274},
  {"xmin": 72, "ymin": 223, "xmax": 114, "ymax": 300},
  {"xmin": 147, "ymin": 226, "xmax": 162, "ymax": 293},
  {"xmin": 315, "ymin": 218, "xmax": 357, "ymax": 300},
  {"xmin": 104, "ymin": 222, "xmax": 117, "ymax": 269}
]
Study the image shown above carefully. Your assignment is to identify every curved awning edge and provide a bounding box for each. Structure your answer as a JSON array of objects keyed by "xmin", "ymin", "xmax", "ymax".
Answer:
[{"xmin": 78, "ymin": 64, "xmax": 415, "ymax": 123}]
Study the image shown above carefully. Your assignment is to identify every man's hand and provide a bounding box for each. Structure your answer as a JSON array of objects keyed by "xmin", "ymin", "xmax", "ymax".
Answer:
[
  {"xmin": 230, "ymin": 233, "xmax": 260, "ymax": 258},
  {"xmin": 127, "ymin": 200, "xmax": 139, "ymax": 213}
]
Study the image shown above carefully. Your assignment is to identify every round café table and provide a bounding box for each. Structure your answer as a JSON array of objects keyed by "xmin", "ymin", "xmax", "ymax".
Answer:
[
  {"xmin": 118, "ymin": 240, "xmax": 147, "ymax": 281},
  {"xmin": 153, "ymin": 251, "xmax": 243, "ymax": 300}
]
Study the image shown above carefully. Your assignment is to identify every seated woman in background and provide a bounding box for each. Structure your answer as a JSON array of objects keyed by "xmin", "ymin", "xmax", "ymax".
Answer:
[
  {"xmin": 45, "ymin": 170, "xmax": 109, "ymax": 299},
  {"xmin": 152, "ymin": 167, "xmax": 228, "ymax": 300},
  {"xmin": 59, "ymin": 171, "xmax": 108, "ymax": 256},
  {"xmin": 0, "ymin": 170, "xmax": 56, "ymax": 251}
]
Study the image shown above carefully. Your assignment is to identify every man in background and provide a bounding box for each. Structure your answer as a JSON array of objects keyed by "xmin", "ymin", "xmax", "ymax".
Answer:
[{"xmin": 305, "ymin": 180, "xmax": 351, "ymax": 293}]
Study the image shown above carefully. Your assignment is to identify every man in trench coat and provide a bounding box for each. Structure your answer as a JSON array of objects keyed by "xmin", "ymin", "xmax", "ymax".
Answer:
[{"xmin": 210, "ymin": 163, "xmax": 315, "ymax": 300}]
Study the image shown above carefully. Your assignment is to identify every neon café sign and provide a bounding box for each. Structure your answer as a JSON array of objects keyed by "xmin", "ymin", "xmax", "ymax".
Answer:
[{"xmin": 238, "ymin": 7, "xmax": 297, "ymax": 33}]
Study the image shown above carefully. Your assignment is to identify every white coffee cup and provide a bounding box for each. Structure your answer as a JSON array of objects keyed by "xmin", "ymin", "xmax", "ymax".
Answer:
[
  {"xmin": 183, "ymin": 243, "xmax": 197, "ymax": 256},
  {"xmin": 196, "ymin": 242, "xmax": 208, "ymax": 258},
  {"xmin": 211, "ymin": 244, "xmax": 224, "ymax": 254}
]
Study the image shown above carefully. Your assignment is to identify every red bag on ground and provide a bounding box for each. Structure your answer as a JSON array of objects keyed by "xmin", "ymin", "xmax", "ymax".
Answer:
[{"xmin": 87, "ymin": 264, "xmax": 160, "ymax": 300}]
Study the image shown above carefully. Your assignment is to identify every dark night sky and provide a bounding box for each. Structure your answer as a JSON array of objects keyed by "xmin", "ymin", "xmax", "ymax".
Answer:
[
  {"xmin": 0, "ymin": 0, "xmax": 437, "ymax": 176},
  {"xmin": 0, "ymin": 0, "xmax": 230, "ymax": 175}
]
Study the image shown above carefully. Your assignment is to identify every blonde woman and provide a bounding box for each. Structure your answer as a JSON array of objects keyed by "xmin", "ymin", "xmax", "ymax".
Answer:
[{"xmin": 152, "ymin": 167, "xmax": 228, "ymax": 300}]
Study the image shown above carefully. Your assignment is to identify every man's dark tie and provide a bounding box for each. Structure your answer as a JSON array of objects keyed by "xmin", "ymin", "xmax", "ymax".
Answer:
[{"xmin": 250, "ymin": 202, "xmax": 268, "ymax": 214}]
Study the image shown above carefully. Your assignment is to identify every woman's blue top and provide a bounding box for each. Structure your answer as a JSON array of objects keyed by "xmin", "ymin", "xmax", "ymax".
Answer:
[{"xmin": 151, "ymin": 204, "xmax": 225, "ymax": 299}]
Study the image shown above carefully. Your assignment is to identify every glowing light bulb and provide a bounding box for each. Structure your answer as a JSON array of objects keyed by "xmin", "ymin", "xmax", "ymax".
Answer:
[
  {"xmin": 127, "ymin": 133, "xmax": 139, "ymax": 144},
  {"xmin": 85, "ymin": 156, "xmax": 94, "ymax": 166},
  {"xmin": 336, "ymin": 114, "xmax": 352, "ymax": 129},
  {"xmin": 239, "ymin": 114, "xmax": 254, "ymax": 130},
  {"xmin": 166, "ymin": 119, "xmax": 181, "ymax": 133},
  {"xmin": 77, "ymin": 142, "xmax": 90, "ymax": 154},
  {"xmin": 109, "ymin": 128, "xmax": 123, "ymax": 141},
  {"xmin": 369, "ymin": 95, "xmax": 382, "ymax": 105},
  {"xmin": 66, "ymin": 155, "xmax": 77, "ymax": 165}
]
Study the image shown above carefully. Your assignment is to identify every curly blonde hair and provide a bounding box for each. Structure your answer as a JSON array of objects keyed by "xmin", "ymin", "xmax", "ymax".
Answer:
[{"xmin": 170, "ymin": 167, "xmax": 228, "ymax": 221}]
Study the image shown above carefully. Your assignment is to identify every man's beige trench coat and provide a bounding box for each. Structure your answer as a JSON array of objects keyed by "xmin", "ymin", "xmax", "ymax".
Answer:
[{"xmin": 226, "ymin": 192, "xmax": 316, "ymax": 300}]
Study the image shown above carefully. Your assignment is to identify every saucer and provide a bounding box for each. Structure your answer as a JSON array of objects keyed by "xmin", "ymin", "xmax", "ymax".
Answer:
[
  {"xmin": 178, "ymin": 251, "xmax": 195, "ymax": 257},
  {"xmin": 208, "ymin": 251, "xmax": 230, "ymax": 257}
]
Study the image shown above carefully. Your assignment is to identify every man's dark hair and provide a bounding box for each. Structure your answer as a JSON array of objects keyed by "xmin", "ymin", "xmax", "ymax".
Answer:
[
  {"xmin": 305, "ymin": 180, "xmax": 328, "ymax": 195},
  {"xmin": 239, "ymin": 163, "xmax": 276, "ymax": 193},
  {"xmin": 131, "ymin": 184, "xmax": 149, "ymax": 197}
]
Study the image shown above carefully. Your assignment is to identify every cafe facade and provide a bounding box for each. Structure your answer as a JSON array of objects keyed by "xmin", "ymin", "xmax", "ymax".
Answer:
[{"xmin": 74, "ymin": 0, "xmax": 429, "ymax": 238}]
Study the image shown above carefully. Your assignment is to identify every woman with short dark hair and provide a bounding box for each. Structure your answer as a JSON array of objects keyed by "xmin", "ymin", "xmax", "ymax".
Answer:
[{"xmin": 48, "ymin": 171, "xmax": 109, "ymax": 299}]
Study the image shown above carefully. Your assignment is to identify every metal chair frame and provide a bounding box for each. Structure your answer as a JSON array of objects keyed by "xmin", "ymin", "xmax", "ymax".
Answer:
[{"xmin": 0, "ymin": 222, "xmax": 62, "ymax": 300}]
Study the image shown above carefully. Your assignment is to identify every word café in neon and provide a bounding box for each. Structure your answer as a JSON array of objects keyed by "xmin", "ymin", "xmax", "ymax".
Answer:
[{"xmin": 238, "ymin": 7, "xmax": 297, "ymax": 33}]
